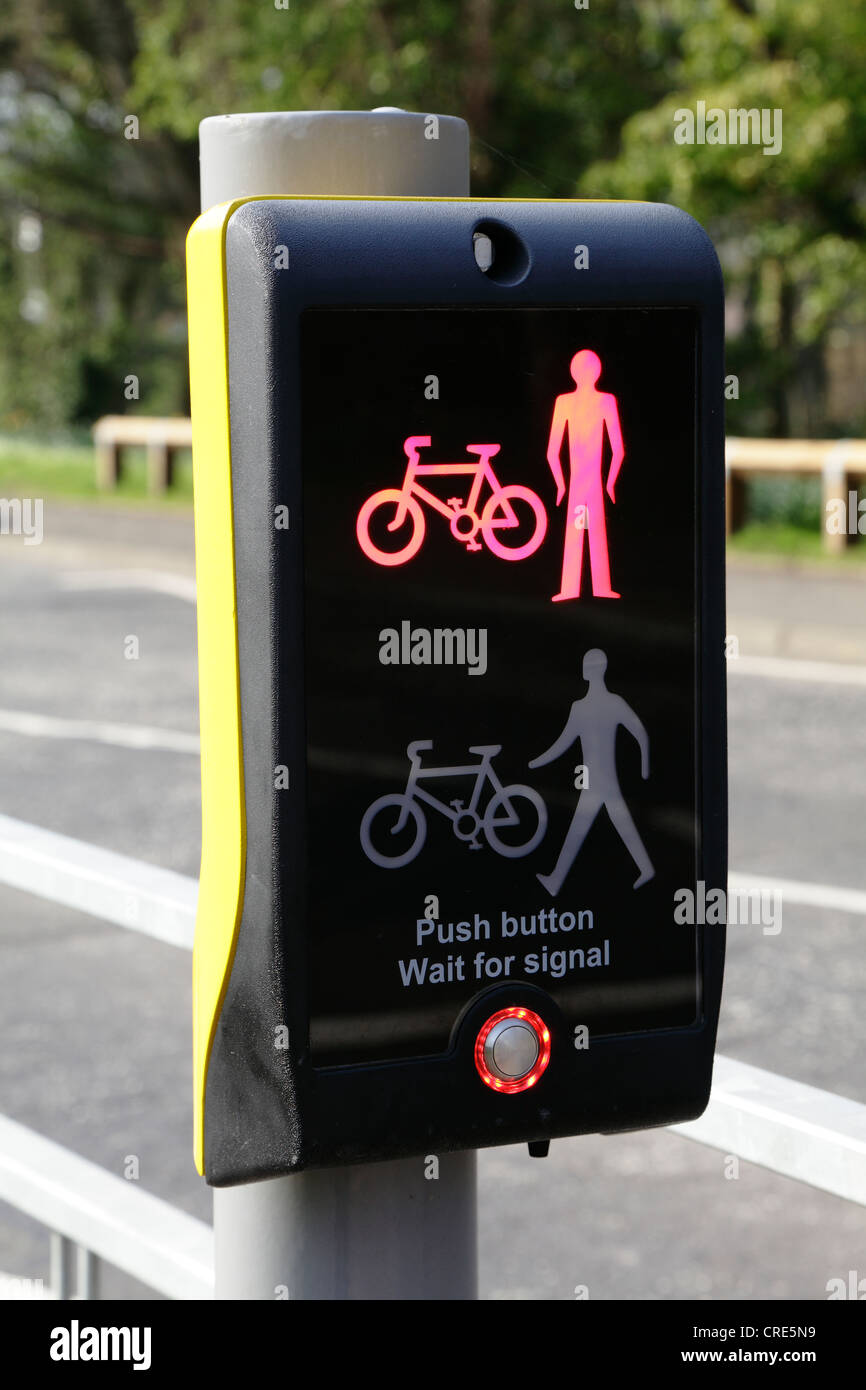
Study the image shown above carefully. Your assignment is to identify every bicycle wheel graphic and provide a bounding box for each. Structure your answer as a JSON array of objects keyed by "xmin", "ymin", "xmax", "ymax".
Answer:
[
  {"xmin": 480, "ymin": 486, "xmax": 547, "ymax": 560},
  {"xmin": 360, "ymin": 794, "xmax": 427, "ymax": 868},
  {"xmin": 356, "ymin": 489, "xmax": 425, "ymax": 567},
  {"xmin": 483, "ymin": 785, "xmax": 547, "ymax": 858}
]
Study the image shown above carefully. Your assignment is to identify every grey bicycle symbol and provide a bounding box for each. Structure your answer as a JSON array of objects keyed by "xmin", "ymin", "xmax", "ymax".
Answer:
[{"xmin": 360, "ymin": 739, "xmax": 547, "ymax": 869}]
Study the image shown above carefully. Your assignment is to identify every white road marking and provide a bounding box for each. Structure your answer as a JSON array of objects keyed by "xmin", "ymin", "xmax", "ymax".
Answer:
[
  {"xmin": 729, "ymin": 654, "xmax": 866, "ymax": 686},
  {"xmin": 0, "ymin": 814, "xmax": 196, "ymax": 949},
  {"xmin": 0, "ymin": 708, "xmax": 199, "ymax": 754},
  {"xmin": 59, "ymin": 569, "xmax": 197, "ymax": 603},
  {"xmin": 729, "ymin": 871, "xmax": 866, "ymax": 917}
]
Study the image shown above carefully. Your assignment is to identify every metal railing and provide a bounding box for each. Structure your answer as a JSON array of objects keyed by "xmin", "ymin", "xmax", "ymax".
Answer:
[
  {"xmin": 0, "ymin": 810, "xmax": 864, "ymax": 1298},
  {"xmin": 0, "ymin": 1112, "xmax": 212, "ymax": 1300}
]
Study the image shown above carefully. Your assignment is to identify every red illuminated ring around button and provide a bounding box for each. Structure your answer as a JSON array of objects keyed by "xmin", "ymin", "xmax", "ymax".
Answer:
[{"xmin": 474, "ymin": 1006, "xmax": 551, "ymax": 1094}]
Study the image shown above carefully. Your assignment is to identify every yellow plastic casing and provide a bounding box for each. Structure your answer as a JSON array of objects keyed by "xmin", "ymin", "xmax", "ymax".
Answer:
[
  {"xmin": 186, "ymin": 193, "xmax": 472, "ymax": 1173},
  {"xmin": 186, "ymin": 200, "xmax": 247, "ymax": 1174}
]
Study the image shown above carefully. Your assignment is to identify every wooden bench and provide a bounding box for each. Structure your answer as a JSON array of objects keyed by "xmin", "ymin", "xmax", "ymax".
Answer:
[
  {"xmin": 726, "ymin": 437, "xmax": 866, "ymax": 553},
  {"xmin": 92, "ymin": 416, "xmax": 193, "ymax": 494}
]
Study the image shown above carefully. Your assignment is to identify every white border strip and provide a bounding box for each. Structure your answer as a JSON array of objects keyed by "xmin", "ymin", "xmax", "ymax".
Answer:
[
  {"xmin": 0, "ymin": 709, "xmax": 199, "ymax": 755},
  {"xmin": 730, "ymin": 870, "xmax": 866, "ymax": 918},
  {"xmin": 59, "ymin": 570, "xmax": 197, "ymax": 603},
  {"xmin": 729, "ymin": 654, "xmax": 866, "ymax": 686}
]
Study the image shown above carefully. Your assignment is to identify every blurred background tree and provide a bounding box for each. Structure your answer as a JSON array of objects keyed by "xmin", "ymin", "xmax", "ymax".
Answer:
[
  {"xmin": 0, "ymin": 0, "xmax": 863, "ymax": 436},
  {"xmin": 583, "ymin": 0, "xmax": 866, "ymax": 438}
]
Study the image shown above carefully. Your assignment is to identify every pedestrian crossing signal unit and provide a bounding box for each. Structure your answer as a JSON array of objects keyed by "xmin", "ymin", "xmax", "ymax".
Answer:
[{"xmin": 187, "ymin": 195, "xmax": 727, "ymax": 1185}]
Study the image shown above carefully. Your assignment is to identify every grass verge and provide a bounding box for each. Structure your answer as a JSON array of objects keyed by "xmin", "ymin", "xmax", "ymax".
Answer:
[{"xmin": 0, "ymin": 435, "xmax": 193, "ymax": 507}]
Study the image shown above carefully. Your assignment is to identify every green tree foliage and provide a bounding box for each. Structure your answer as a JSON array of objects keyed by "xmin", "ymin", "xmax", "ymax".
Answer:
[
  {"xmin": 0, "ymin": 0, "xmax": 675, "ymax": 427},
  {"xmin": 582, "ymin": 0, "xmax": 866, "ymax": 436},
  {"xmin": 0, "ymin": 0, "xmax": 862, "ymax": 434},
  {"xmin": 0, "ymin": 2, "xmax": 198, "ymax": 426}
]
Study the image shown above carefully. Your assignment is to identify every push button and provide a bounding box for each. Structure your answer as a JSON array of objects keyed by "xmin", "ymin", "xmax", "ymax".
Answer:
[
  {"xmin": 474, "ymin": 1006, "xmax": 551, "ymax": 1093},
  {"xmin": 491, "ymin": 1019, "xmax": 538, "ymax": 1078}
]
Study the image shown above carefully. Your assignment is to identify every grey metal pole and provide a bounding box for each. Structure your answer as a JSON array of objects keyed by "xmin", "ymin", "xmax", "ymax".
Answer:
[
  {"xmin": 199, "ymin": 108, "xmax": 469, "ymax": 208},
  {"xmin": 50, "ymin": 1231, "xmax": 73, "ymax": 1300},
  {"xmin": 200, "ymin": 107, "xmax": 477, "ymax": 1301},
  {"xmin": 214, "ymin": 1152, "xmax": 477, "ymax": 1300}
]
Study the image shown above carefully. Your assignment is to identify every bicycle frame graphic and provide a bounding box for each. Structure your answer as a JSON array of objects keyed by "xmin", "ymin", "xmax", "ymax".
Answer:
[
  {"xmin": 360, "ymin": 739, "xmax": 548, "ymax": 869},
  {"xmin": 356, "ymin": 435, "xmax": 548, "ymax": 567}
]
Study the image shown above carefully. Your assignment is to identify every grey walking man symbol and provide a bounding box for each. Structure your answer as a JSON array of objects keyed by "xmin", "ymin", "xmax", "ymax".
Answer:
[{"xmin": 529, "ymin": 649, "xmax": 655, "ymax": 896}]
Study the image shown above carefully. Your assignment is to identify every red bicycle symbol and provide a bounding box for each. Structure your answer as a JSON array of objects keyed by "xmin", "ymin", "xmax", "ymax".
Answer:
[{"xmin": 356, "ymin": 435, "xmax": 548, "ymax": 567}]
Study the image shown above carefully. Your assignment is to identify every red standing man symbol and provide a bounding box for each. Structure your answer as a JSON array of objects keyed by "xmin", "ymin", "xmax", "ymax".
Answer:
[{"xmin": 546, "ymin": 349, "xmax": 624, "ymax": 601}]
